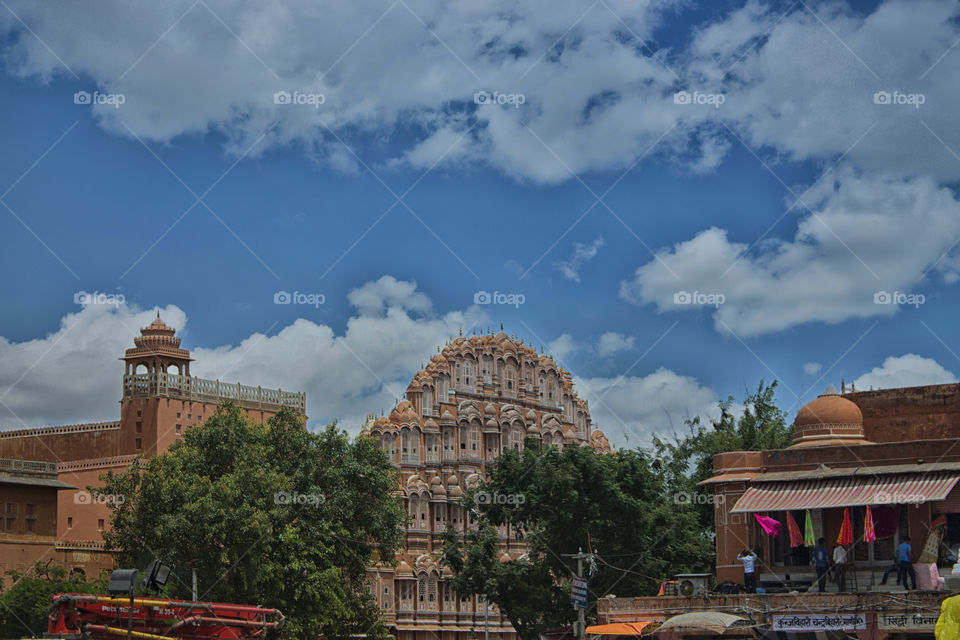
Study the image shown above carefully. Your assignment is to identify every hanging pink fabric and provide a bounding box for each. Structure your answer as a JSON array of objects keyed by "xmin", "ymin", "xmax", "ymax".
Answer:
[
  {"xmin": 754, "ymin": 513, "xmax": 782, "ymax": 537},
  {"xmin": 786, "ymin": 511, "xmax": 804, "ymax": 547},
  {"xmin": 864, "ymin": 505, "xmax": 876, "ymax": 543}
]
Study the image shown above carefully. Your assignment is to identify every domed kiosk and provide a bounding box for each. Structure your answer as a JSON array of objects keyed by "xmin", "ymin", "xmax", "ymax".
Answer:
[{"xmin": 790, "ymin": 384, "xmax": 870, "ymax": 447}]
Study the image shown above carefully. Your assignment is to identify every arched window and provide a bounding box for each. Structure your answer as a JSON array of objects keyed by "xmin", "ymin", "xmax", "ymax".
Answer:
[
  {"xmin": 410, "ymin": 427, "xmax": 420, "ymax": 462},
  {"xmin": 504, "ymin": 364, "xmax": 517, "ymax": 394},
  {"xmin": 419, "ymin": 493, "xmax": 429, "ymax": 525},
  {"xmin": 427, "ymin": 573, "xmax": 439, "ymax": 610},
  {"xmin": 512, "ymin": 425, "xmax": 523, "ymax": 451},
  {"xmin": 425, "ymin": 434, "xmax": 438, "ymax": 462},
  {"xmin": 443, "ymin": 427, "xmax": 456, "ymax": 460},
  {"xmin": 401, "ymin": 428, "xmax": 411, "ymax": 463},
  {"xmin": 470, "ymin": 424, "xmax": 481, "ymax": 459}
]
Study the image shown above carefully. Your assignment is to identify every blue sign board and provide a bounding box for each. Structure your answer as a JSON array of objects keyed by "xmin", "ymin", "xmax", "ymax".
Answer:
[{"xmin": 571, "ymin": 576, "xmax": 588, "ymax": 609}]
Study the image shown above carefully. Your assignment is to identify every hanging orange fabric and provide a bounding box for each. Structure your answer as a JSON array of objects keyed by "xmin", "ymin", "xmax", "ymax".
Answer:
[
  {"xmin": 786, "ymin": 511, "xmax": 804, "ymax": 547},
  {"xmin": 864, "ymin": 505, "xmax": 876, "ymax": 542},
  {"xmin": 837, "ymin": 507, "xmax": 853, "ymax": 545}
]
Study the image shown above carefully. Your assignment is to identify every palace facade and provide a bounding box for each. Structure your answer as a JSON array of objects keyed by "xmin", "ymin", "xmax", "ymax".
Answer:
[{"xmin": 362, "ymin": 331, "xmax": 612, "ymax": 640}]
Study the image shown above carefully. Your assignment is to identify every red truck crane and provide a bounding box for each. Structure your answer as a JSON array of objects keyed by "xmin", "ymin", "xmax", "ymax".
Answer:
[{"xmin": 46, "ymin": 593, "xmax": 285, "ymax": 639}]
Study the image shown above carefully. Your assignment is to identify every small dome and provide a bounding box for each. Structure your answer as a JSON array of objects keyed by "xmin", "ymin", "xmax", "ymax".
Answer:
[
  {"xmin": 792, "ymin": 385, "xmax": 868, "ymax": 447},
  {"xmin": 499, "ymin": 552, "xmax": 512, "ymax": 563}
]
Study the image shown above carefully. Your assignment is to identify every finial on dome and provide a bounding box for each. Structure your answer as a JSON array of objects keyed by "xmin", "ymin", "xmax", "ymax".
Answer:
[
  {"xmin": 459, "ymin": 327, "xmax": 463, "ymax": 336},
  {"xmin": 500, "ymin": 322, "xmax": 504, "ymax": 330},
  {"xmin": 156, "ymin": 310, "xmax": 160, "ymax": 319}
]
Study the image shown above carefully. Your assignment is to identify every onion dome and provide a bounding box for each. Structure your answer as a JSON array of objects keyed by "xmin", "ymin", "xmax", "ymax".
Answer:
[
  {"xmin": 423, "ymin": 418, "xmax": 439, "ymax": 432},
  {"xmin": 499, "ymin": 552, "xmax": 512, "ymax": 563},
  {"xmin": 484, "ymin": 417, "xmax": 499, "ymax": 432},
  {"xmin": 440, "ymin": 409, "xmax": 455, "ymax": 426},
  {"xmin": 446, "ymin": 474, "xmax": 462, "ymax": 498},
  {"xmin": 791, "ymin": 385, "xmax": 869, "ymax": 447},
  {"xmin": 526, "ymin": 409, "xmax": 537, "ymax": 421}
]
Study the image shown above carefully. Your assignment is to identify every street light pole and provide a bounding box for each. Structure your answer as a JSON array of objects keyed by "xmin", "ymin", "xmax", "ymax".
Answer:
[{"xmin": 563, "ymin": 548, "xmax": 592, "ymax": 640}]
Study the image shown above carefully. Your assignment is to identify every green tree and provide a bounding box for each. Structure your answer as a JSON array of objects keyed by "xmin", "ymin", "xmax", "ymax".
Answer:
[
  {"xmin": 652, "ymin": 380, "xmax": 793, "ymax": 536},
  {"xmin": 0, "ymin": 561, "xmax": 106, "ymax": 639},
  {"xmin": 101, "ymin": 403, "xmax": 405, "ymax": 640},
  {"xmin": 442, "ymin": 441, "xmax": 707, "ymax": 640}
]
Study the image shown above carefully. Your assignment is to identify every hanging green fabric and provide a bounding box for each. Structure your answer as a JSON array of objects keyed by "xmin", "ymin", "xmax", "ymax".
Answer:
[{"xmin": 804, "ymin": 509, "xmax": 816, "ymax": 547}]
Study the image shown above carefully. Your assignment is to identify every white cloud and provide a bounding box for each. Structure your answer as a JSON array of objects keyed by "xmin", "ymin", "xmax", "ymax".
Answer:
[
  {"xmin": 596, "ymin": 332, "xmax": 635, "ymax": 357},
  {"xmin": 346, "ymin": 275, "xmax": 432, "ymax": 317},
  {"xmin": 686, "ymin": 0, "xmax": 960, "ymax": 183},
  {"xmin": 556, "ymin": 236, "xmax": 604, "ymax": 283},
  {"xmin": 577, "ymin": 367, "xmax": 720, "ymax": 446},
  {"xmin": 0, "ymin": 0, "xmax": 701, "ymax": 185},
  {"xmin": 548, "ymin": 333, "xmax": 577, "ymax": 362},
  {"xmin": 0, "ymin": 278, "xmax": 486, "ymax": 433},
  {"xmin": 620, "ymin": 171, "xmax": 960, "ymax": 336},
  {"xmin": 0, "ymin": 303, "xmax": 188, "ymax": 429},
  {"xmin": 803, "ymin": 362, "xmax": 823, "ymax": 376},
  {"xmin": 853, "ymin": 354, "xmax": 957, "ymax": 391}
]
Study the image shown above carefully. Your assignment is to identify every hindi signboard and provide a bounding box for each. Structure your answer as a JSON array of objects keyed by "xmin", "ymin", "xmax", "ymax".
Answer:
[
  {"xmin": 878, "ymin": 612, "xmax": 938, "ymax": 631},
  {"xmin": 772, "ymin": 613, "xmax": 866, "ymax": 632}
]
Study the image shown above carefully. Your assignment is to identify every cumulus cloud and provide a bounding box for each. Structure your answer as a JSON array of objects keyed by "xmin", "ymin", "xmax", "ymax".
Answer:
[
  {"xmin": 0, "ymin": 0, "xmax": 703, "ymax": 184},
  {"xmin": 577, "ymin": 367, "xmax": 720, "ymax": 445},
  {"xmin": 853, "ymin": 354, "xmax": 957, "ymax": 391},
  {"xmin": 0, "ymin": 304, "xmax": 188, "ymax": 429},
  {"xmin": 620, "ymin": 171, "xmax": 960, "ymax": 336},
  {"xmin": 687, "ymin": 0, "xmax": 960, "ymax": 183},
  {"xmin": 803, "ymin": 362, "xmax": 823, "ymax": 376},
  {"xmin": 556, "ymin": 237, "xmax": 605, "ymax": 283},
  {"xmin": 596, "ymin": 332, "xmax": 635, "ymax": 357},
  {"xmin": 0, "ymin": 277, "xmax": 485, "ymax": 433},
  {"xmin": 548, "ymin": 334, "xmax": 577, "ymax": 361}
]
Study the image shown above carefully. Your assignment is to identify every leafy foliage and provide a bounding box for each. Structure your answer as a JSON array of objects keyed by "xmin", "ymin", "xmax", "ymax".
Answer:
[
  {"xmin": 101, "ymin": 404, "xmax": 405, "ymax": 640},
  {"xmin": 0, "ymin": 561, "xmax": 106, "ymax": 639},
  {"xmin": 443, "ymin": 381, "xmax": 792, "ymax": 640},
  {"xmin": 652, "ymin": 380, "xmax": 792, "ymax": 535},
  {"xmin": 443, "ymin": 442, "xmax": 706, "ymax": 640}
]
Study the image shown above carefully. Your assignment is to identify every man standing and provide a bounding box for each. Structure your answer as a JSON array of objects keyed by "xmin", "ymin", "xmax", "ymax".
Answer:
[
  {"xmin": 812, "ymin": 538, "xmax": 829, "ymax": 592},
  {"xmin": 832, "ymin": 544, "xmax": 848, "ymax": 592},
  {"xmin": 897, "ymin": 536, "xmax": 916, "ymax": 590},
  {"xmin": 737, "ymin": 548, "xmax": 759, "ymax": 593}
]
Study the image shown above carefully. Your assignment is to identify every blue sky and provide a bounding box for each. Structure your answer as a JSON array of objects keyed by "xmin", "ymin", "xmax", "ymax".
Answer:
[{"xmin": 1, "ymin": 0, "xmax": 959, "ymax": 445}]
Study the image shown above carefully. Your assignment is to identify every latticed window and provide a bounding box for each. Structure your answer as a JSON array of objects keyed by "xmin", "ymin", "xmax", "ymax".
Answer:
[{"xmin": 418, "ymin": 574, "xmax": 427, "ymax": 603}]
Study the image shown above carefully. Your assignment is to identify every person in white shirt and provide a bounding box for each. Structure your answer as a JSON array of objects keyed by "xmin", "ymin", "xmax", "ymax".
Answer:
[
  {"xmin": 832, "ymin": 544, "xmax": 848, "ymax": 592},
  {"xmin": 737, "ymin": 549, "xmax": 759, "ymax": 593}
]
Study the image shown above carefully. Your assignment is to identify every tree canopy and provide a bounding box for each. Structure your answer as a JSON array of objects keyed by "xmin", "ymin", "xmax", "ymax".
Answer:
[
  {"xmin": 0, "ymin": 561, "xmax": 106, "ymax": 639},
  {"xmin": 442, "ymin": 380, "xmax": 792, "ymax": 640},
  {"xmin": 100, "ymin": 404, "xmax": 405, "ymax": 640}
]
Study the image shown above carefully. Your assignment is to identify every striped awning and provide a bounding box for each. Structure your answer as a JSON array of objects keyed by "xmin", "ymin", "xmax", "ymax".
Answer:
[{"xmin": 730, "ymin": 472, "xmax": 960, "ymax": 513}]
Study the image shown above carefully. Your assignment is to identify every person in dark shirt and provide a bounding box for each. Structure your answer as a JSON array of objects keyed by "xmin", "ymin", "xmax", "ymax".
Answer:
[{"xmin": 812, "ymin": 538, "xmax": 829, "ymax": 592}]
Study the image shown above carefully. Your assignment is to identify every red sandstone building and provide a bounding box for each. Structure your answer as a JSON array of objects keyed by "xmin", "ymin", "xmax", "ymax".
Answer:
[
  {"xmin": 599, "ymin": 383, "xmax": 960, "ymax": 640},
  {"xmin": 0, "ymin": 314, "xmax": 305, "ymax": 578}
]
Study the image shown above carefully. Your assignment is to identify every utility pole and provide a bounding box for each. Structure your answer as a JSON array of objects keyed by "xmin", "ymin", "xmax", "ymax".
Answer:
[{"xmin": 563, "ymin": 548, "xmax": 592, "ymax": 640}]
